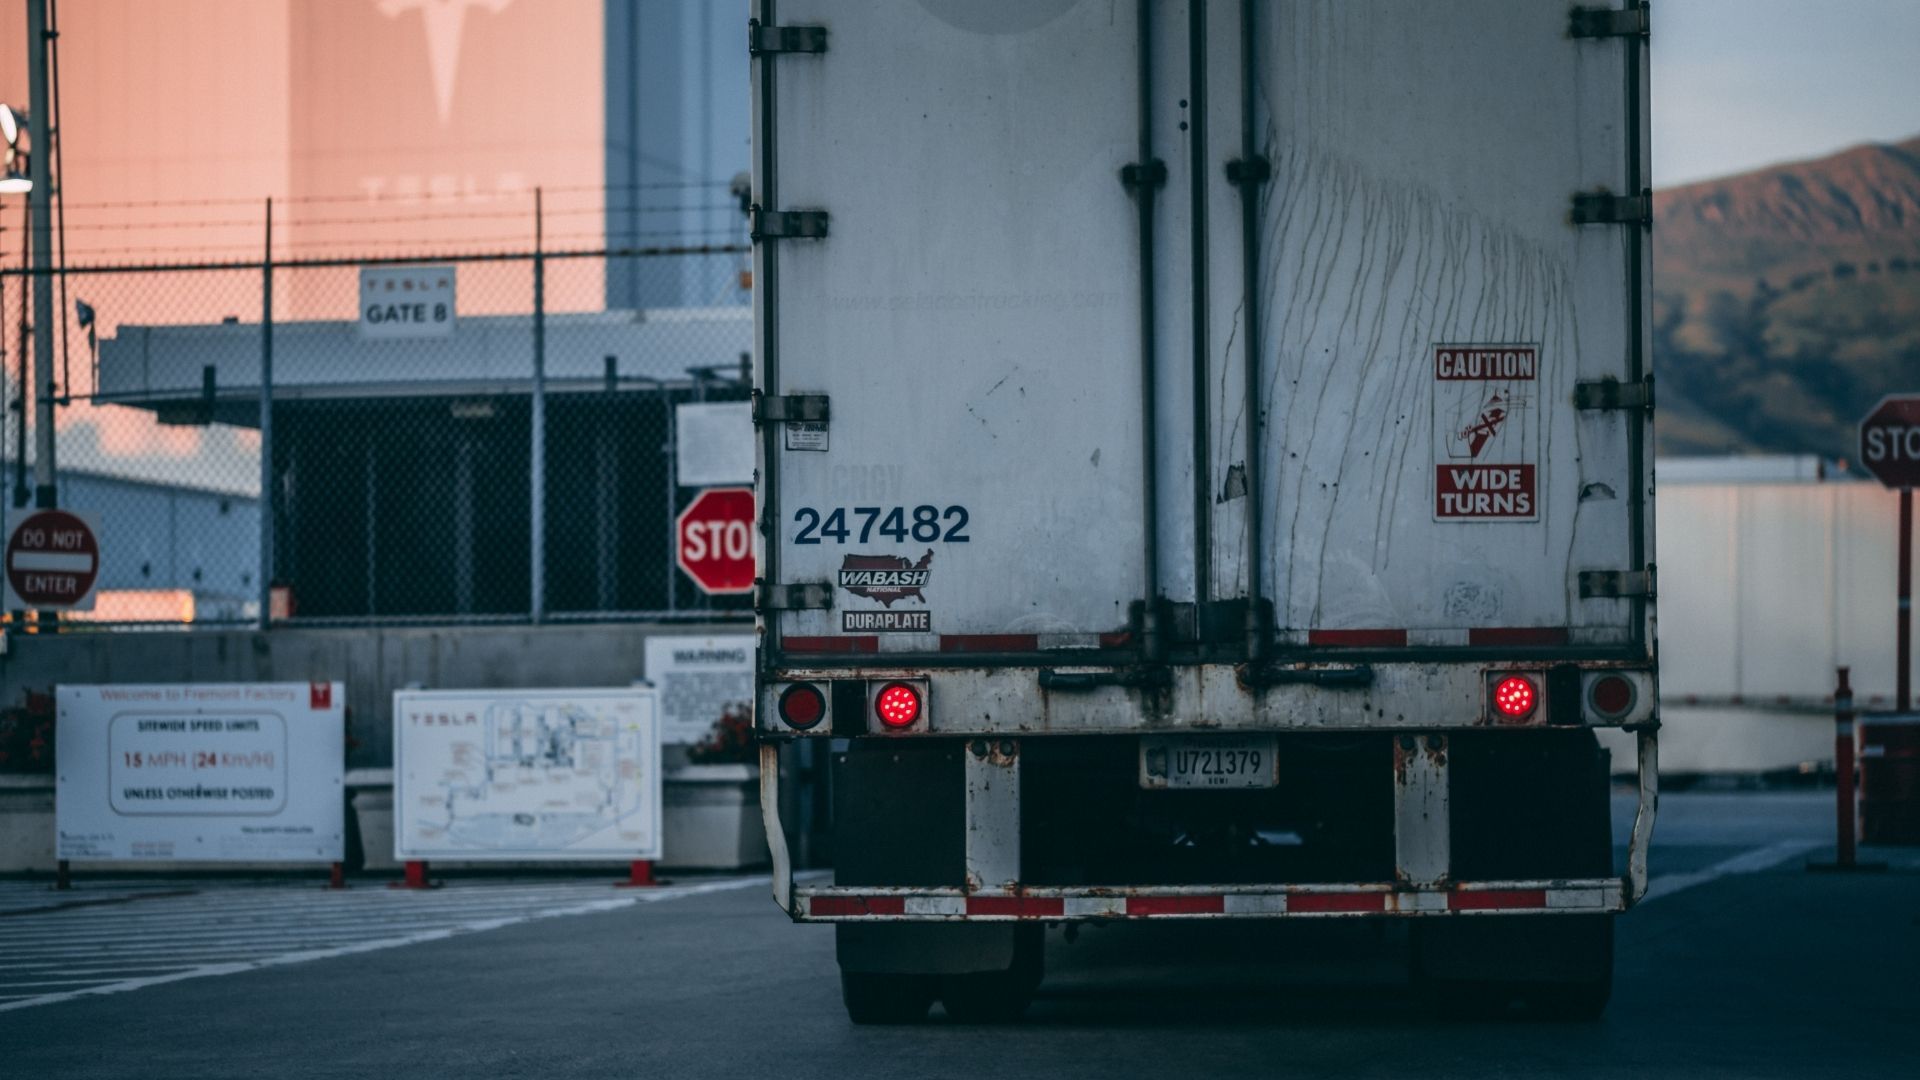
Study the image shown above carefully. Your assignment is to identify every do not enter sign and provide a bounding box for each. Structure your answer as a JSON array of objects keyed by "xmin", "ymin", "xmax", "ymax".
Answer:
[
  {"xmin": 676, "ymin": 487, "xmax": 754, "ymax": 595},
  {"xmin": 1860, "ymin": 396, "xmax": 1920, "ymax": 489},
  {"xmin": 5, "ymin": 509, "xmax": 100, "ymax": 610}
]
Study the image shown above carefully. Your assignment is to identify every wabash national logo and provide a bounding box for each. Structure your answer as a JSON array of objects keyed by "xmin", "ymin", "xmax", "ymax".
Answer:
[{"xmin": 839, "ymin": 550, "xmax": 933, "ymax": 607}]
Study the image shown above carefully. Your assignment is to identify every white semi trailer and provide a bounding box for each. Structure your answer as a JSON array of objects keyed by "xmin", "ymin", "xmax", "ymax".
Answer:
[{"xmin": 750, "ymin": 0, "xmax": 1658, "ymax": 1023}]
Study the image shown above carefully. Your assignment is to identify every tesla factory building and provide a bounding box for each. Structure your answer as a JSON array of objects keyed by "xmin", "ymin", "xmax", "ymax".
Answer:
[{"xmin": 88, "ymin": 1, "xmax": 753, "ymax": 622}]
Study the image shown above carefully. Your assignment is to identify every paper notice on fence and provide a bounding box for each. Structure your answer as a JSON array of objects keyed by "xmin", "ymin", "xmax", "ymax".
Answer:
[{"xmin": 644, "ymin": 634, "xmax": 755, "ymax": 745}]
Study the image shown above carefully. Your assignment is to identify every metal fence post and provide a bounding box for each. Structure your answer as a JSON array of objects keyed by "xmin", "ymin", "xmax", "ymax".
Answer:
[
  {"xmin": 27, "ymin": 0, "xmax": 56, "ymax": 513},
  {"xmin": 258, "ymin": 199, "xmax": 274, "ymax": 629},
  {"xmin": 664, "ymin": 389, "xmax": 678, "ymax": 616},
  {"xmin": 530, "ymin": 190, "xmax": 546, "ymax": 623}
]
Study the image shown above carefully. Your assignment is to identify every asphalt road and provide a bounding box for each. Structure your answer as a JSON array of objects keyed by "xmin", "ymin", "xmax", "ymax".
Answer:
[{"xmin": 2, "ymin": 792, "xmax": 1914, "ymax": 1079}]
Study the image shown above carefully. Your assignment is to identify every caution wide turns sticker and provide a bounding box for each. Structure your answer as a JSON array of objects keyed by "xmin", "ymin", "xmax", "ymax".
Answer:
[{"xmin": 1432, "ymin": 345, "xmax": 1540, "ymax": 522}]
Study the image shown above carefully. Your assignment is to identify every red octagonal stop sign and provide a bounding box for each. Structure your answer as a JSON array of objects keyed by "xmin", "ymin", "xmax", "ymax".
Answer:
[
  {"xmin": 676, "ymin": 487, "xmax": 755, "ymax": 595},
  {"xmin": 6, "ymin": 508, "xmax": 101, "ymax": 609},
  {"xmin": 1860, "ymin": 395, "xmax": 1920, "ymax": 489}
]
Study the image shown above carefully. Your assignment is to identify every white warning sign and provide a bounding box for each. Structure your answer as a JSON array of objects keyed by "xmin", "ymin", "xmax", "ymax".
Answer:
[{"xmin": 1432, "ymin": 345, "xmax": 1540, "ymax": 521}]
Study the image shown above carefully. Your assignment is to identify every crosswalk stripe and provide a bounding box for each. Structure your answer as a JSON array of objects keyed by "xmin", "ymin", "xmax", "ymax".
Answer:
[
  {"xmin": 0, "ymin": 908, "xmax": 645, "ymax": 943},
  {"xmin": 0, "ymin": 890, "xmax": 652, "ymax": 931},
  {"xmin": 0, "ymin": 875, "xmax": 768, "ymax": 1013}
]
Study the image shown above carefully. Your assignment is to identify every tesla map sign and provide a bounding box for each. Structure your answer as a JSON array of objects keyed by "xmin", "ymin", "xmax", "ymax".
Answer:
[
  {"xmin": 394, "ymin": 688, "xmax": 661, "ymax": 861},
  {"xmin": 1860, "ymin": 395, "xmax": 1920, "ymax": 489},
  {"xmin": 56, "ymin": 683, "xmax": 346, "ymax": 862},
  {"xmin": 5, "ymin": 508, "xmax": 100, "ymax": 610},
  {"xmin": 1433, "ymin": 345, "xmax": 1540, "ymax": 521},
  {"xmin": 676, "ymin": 486, "xmax": 754, "ymax": 595}
]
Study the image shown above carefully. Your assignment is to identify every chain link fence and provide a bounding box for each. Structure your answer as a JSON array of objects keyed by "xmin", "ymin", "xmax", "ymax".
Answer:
[{"xmin": 2, "ymin": 242, "xmax": 756, "ymax": 628}]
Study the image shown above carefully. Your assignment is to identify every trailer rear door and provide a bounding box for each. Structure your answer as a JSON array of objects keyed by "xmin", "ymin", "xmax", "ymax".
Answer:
[
  {"xmin": 753, "ymin": 1, "xmax": 1151, "ymax": 658},
  {"xmin": 1202, "ymin": 1, "xmax": 1652, "ymax": 652}
]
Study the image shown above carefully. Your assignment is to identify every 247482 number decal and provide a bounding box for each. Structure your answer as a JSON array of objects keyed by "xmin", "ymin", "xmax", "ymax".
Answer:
[{"xmin": 792, "ymin": 505, "xmax": 970, "ymax": 545}]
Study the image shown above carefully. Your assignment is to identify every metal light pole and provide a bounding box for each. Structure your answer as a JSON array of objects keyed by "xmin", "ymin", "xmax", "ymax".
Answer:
[
  {"xmin": 26, "ymin": 0, "xmax": 54, "ymax": 510},
  {"xmin": 530, "ymin": 188, "xmax": 545, "ymax": 623}
]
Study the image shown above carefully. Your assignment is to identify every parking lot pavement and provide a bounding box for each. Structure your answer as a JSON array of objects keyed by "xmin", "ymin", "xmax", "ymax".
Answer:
[
  {"xmin": 0, "ymin": 792, "xmax": 1914, "ymax": 1080},
  {"xmin": 0, "ymin": 875, "xmax": 765, "ymax": 1012}
]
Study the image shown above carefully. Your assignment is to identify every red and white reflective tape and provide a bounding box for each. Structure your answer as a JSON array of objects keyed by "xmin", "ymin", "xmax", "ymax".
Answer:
[
  {"xmin": 781, "ymin": 628, "xmax": 1607, "ymax": 655},
  {"xmin": 795, "ymin": 881, "xmax": 1624, "ymax": 920}
]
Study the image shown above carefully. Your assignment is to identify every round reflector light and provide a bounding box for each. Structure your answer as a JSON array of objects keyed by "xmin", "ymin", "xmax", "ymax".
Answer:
[
  {"xmin": 875, "ymin": 682, "xmax": 922, "ymax": 729},
  {"xmin": 777, "ymin": 683, "xmax": 826, "ymax": 731},
  {"xmin": 1493, "ymin": 675, "xmax": 1538, "ymax": 719},
  {"xmin": 1588, "ymin": 674, "xmax": 1637, "ymax": 719}
]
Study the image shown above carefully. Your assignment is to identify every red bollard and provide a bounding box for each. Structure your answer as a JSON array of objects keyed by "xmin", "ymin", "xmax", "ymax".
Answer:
[
  {"xmin": 1811, "ymin": 668, "xmax": 1886, "ymax": 872},
  {"xmin": 616, "ymin": 859, "xmax": 659, "ymax": 888},
  {"xmin": 328, "ymin": 861, "xmax": 347, "ymax": 890},
  {"xmin": 389, "ymin": 859, "xmax": 437, "ymax": 889}
]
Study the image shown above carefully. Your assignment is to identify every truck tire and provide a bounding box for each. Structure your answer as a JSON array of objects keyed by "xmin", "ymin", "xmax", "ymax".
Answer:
[
  {"xmin": 1522, "ymin": 919, "xmax": 1615, "ymax": 1020},
  {"xmin": 840, "ymin": 972, "xmax": 936, "ymax": 1025},
  {"xmin": 938, "ymin": 926, "xmax": 1044, "ymax": 1024},
  {"xmin": 1411, "ymin": 913, "xmax": 1614, "ymax": 1020},
  {"xmin": 1412, "ymin": 732, "xmax": 1615, "ymax": 1019}
]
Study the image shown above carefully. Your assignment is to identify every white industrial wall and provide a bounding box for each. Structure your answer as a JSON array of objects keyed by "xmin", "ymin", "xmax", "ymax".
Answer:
[
  {"xmin": 1599, "ymin": 470, "xmax": 1914, "ymax": 775},
  {"xmin": 1657, "ymin": 477, "xmax": 1913, "ymax": 707}
]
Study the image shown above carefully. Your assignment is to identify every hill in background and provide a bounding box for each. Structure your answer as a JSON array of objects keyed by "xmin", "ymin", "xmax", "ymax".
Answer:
[{"xmin": 1653, "ymin": 135, "xmax": 1920, "ymax": 458}]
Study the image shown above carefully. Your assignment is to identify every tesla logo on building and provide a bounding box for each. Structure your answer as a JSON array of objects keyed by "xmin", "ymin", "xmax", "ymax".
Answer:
[{"xmin": 377, "ymin": 0, "xmax": 514, "ymax": 125}]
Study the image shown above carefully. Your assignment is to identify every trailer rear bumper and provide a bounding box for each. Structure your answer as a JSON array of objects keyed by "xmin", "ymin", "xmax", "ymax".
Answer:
[
  {"xmin": 759, "ymin": 726, "xmax": 1658, "ymax": 923},
  {"xmin": 791, "ymin": 880, "xmax": 1626, "ymax": 921}
]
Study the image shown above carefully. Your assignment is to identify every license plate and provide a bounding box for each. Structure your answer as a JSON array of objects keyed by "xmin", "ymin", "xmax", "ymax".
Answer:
[{"xmin": 1139, "ymin": 736, "xmax": 1279, "ymax": 790}]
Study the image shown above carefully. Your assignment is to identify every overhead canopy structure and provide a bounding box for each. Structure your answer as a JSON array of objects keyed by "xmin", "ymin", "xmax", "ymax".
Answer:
[{"xmin": 96, "ymin": 307, "xmax": 753, "ymax": 427}]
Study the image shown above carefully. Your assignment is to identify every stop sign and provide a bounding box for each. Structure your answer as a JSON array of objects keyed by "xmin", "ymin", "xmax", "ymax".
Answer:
[
  {"xmin": 1860, "ymin": 395, "xmax": 1920, "ymax": 489},
  {"xmin": 676, "ymin": 487, "xmax": 755, "ymax": 595},
  {"xmin": 5, "ymin": 509, "xmax": 100, "ymax": 610}
]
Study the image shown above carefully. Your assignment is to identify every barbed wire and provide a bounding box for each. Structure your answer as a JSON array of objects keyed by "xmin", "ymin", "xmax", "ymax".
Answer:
[
  {"xmin": 45, "ymin": 180, "xmax": 734, "ymax": 213},
  {"xmin": 0, "ymin": 237, "xmax": 752, "ymax": 271},
  {"xmin": 37, "ymin": 204, "xmax": 745, "ymax": 233}
]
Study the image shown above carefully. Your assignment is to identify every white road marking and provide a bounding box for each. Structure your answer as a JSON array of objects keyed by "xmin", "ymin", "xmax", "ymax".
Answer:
[
  {"xmin": 0, "ymin": 875, "xmax": 768, "ymax": 1014},
  {"xmin": 0, "ymin": 843, "xmax": 1841, "ymax": 1015},
  {"xmin": 1638, "ymin": 840, "xmax": 1823, "ymax": 904}
]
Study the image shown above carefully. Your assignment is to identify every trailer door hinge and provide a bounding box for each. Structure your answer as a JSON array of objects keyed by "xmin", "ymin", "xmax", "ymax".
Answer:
[
  {"xmin": 750, "ymin": 207, "xmax": 829, "ymax": 242},
  {"xmin": 1575, "ymin": 377, "xmax": 1654, "ymax": 412},
  {"xmin": 1119, "ymin": 159, "xmax": 1167, "ymax": 190},
  {"xmin": 1225, "ymin": 157, "xmax": 1271, "ymax": 186},
  {"xmin": 752, "ymin": 391, "xmax": 829, "ymax": 425},
  {"xmin": 758, "ymin": 581, "xmax": 833, "ymax": 612},
  {"xmin": 1579, "ymin": 568, "xmax": 1655, "ymax": 600},
  {"xmin": 1569, "ymin": 4, "xmax": 1650, "ymax": 40},
  {"xmin": 1570, "ymin": 189, "xmax": 1652, "ymax": 227},
  {"xmin": 748, "ymin": 21, "xmax": 827, "ymax": 56}
]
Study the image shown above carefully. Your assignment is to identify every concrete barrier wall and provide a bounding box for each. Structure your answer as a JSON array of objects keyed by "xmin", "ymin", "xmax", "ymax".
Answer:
[{"xmin": 2, "ymin": 621, "xmax": 749, "ymax": 771}]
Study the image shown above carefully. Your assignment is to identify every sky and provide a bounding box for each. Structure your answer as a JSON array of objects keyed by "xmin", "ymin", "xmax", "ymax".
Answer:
[{"xmin": 1653, "ymin": 0, "xmax": 1920, "ymax": 186}]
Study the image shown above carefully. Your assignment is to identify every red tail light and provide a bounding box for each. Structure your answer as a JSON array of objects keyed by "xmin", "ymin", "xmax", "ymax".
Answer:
[
  {"xmin": 874, "ymin": 682, "xmax": 922, "ymax": 728},
  {"xmin": 1587, "ymin": 674, "xmax": 1637, "ymax": 719},
  {"xmin": 778, "ymin": 683, "xmax": 827, "ymax": 731},
  {"xmin": 1493, "ymin": 675, "xmax": 1538, "ymax": 720}
]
